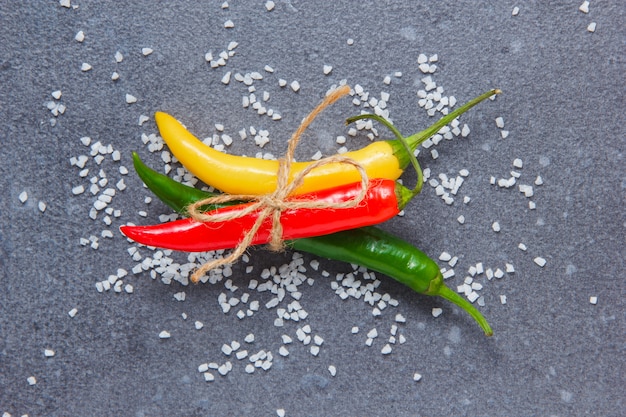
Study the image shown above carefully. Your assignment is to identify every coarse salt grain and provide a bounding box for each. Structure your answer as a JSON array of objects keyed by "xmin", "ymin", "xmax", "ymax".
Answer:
[
  {"xmin": 579, "ymin": 1, "xmax": 589, "ymax": 13},
  {"xmin": 224, "ymin": 20, "xmax": 234, "ymax": 28},
  {"xmin": 290, "ymin": 80, "xmax": 301, "ymax": 92},
  {"xmin": 159, "ymin": 330, "xmax": 171, "ymax": 339},
  {"xmin": 492, "ymin": 222, "xmax": 501, "ymax": 232},
  {"xmin": 125, "ymin": 94, "xmax": 137, "ymax": 104},
  {"xmin": 589, "ymin": 296, "xmax": 597, "ymax": 305},
  {"xmin": 142, "ymin": 48, "xmax": 153, "ymax": 56},
  {"xmin": 587, "ymin": 22, "xmax": 596, "ymax": 33},
  {"xmin": 81, "ymin": 63, "xmax": 92, "ymax": 72},
  {"xmin": 432, "ymin": 308, "xmax": 443, "ymax": 318},
  {"xmin": 534, "ymin": 257, "xmax": 547, "ymax": 267},
  {"xmin": 19, "ymin": 191, "xmax": 28, "ymax": 203},
  {"xmin": 44, "ymin": 349, "xmax": 55, "ymax": 357},
  {"xmin": 265, "ymin": 1, "xmax": 275, "ymax": 11},
  {"xmin": 413, "ymin": 373, "xmax": 422, "ymax": 382}
]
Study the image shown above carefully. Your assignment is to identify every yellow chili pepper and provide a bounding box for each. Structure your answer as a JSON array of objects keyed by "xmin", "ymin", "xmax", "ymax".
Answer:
[{"xmin": 155, "ymin": 89, "xmax": 498, "ymax": 195}]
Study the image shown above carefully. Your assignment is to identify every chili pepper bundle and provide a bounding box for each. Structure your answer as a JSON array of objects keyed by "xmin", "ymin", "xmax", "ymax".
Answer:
[
  {"xmin": 130, "ymin": 153, "xmax": 493, "ymax": 336},
  {"xmin": 122, "ymin": 85, "xmax": 425, "ymax": 277},
  {"xmin": 155, "ymin": 89, "xmax": 499, "ymax": 196}
]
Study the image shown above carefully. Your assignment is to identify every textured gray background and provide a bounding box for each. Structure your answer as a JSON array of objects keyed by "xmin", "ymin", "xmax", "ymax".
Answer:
[{"xmin": 1, "ymin": 1, "xmax": 624, "ymax": 416}]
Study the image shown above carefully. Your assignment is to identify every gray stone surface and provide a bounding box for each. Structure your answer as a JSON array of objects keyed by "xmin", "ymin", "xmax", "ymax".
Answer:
[{"xmin": 1, "ymin": 1, "xmax": 623, "ymax": 416}]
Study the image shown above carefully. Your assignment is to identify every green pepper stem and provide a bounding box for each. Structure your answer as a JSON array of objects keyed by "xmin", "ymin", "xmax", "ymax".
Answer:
[
  {"xmin": 432, "ymin": 284, "xmax": 493, "ymax": 336},
  {"xmin": 402, "ymin": 88, "xmax": 501, "ymax": 157},
  {"xmin": 348, "ymin": 113, "xmax": 424, "ymax": 198},
  {"xmin": 347, "ymin": 89, "xmax": 501, "ymax": 169}
]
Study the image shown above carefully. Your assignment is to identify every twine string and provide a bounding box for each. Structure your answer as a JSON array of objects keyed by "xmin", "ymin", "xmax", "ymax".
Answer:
[{"xmin": 188, "ymin": 85, "xmax": 369, "ymax": 283}]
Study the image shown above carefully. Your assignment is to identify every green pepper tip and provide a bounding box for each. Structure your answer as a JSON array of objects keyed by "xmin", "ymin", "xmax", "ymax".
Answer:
[{"xmin": 427, "ymin": 273, "xmax": 493, "ymax": 337}]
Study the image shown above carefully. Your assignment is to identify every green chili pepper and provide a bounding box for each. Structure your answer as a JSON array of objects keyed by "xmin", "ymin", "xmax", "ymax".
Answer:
[{"xmin": 130, "ymin": 153, "xmax": 493, "ymax": 336}]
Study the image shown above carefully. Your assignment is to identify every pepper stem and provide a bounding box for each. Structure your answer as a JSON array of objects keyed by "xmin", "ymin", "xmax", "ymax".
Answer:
[
  {"xmin": 349, "ymin": 113, "xmax": 424, "ymax": 198},
  {"xmin": 402, "ymin": 88, "xmax": 502, "ymax": 158},
  {"xmin": 346, "ymin": 89, "xmax": 501, "ymax": 169},
  {"xmin": 430, "ymin": 282, "xmax": 493, "ymax": 336}
]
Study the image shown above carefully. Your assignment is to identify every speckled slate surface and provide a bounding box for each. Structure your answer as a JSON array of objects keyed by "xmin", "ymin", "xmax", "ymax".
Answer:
[{"xmin": 0, "ymin": 1, "xmax": 624, "ymax": 416}]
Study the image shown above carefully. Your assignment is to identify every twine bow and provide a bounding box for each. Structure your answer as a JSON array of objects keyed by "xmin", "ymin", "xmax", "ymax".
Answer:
[{"xmin": 187, "ymin": 85, "xmax": 370, "ymax": 283}]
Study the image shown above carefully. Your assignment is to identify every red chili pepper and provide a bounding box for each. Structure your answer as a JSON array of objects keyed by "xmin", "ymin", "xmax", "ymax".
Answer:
[{"xmin": 120, "ymin": 178, "xmax": 413, "ymax": 252}]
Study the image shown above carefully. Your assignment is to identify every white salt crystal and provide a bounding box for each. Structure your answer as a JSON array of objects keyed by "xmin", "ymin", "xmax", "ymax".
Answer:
[{"xmin": 579, "ymin": 1, "xmax": 589, "ymax": 13}]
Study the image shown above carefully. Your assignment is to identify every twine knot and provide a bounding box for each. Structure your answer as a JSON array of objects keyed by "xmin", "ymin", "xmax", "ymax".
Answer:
[{"xmin": 188, "ymin": 85, "xmax": 369, "ymax": 283}]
